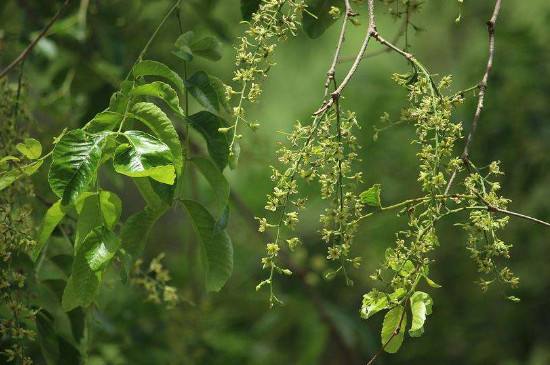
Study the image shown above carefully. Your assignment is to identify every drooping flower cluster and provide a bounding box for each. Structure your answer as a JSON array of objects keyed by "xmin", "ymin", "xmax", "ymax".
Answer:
[
  {"xmin": 256, "ymin": 107, "xmax": 364, "ymax": 305},
  {"xmin": 225, "ymin": 0, "xmax": 307, "ymax": 153},
  {"xmin": 131, "ymin": 253, "xmax": 179, "ymax": 309},
  {"xmin": 461, "ymin": 163, "xmax": 518, "ymax": 295},
  {"xmin": 362, "ymin": 69, "xmax": 519, "ymax": 322}
]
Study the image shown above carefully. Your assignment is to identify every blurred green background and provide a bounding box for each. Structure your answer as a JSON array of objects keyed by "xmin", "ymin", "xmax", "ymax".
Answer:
[{"xmin": 1, "ymin": 0, "xmax": 549, "ymax": 364}]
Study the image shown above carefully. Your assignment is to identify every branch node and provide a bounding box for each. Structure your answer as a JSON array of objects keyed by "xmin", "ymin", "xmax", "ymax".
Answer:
[{"xmin": 486, "ymin": 20, "xmax": 495, "ymax": 34}]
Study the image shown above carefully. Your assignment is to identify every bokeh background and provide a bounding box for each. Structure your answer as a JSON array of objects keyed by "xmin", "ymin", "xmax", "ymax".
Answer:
[{"xmin": 1, "ymin": 0, "xmax": 549, "ymax": 364}]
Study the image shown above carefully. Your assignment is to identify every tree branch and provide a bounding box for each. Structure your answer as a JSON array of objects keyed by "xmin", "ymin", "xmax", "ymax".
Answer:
[
  {"xmin": 338, "ymin": 6, "xmax": 410, "ymax": 64},
  {"xmin": 366, "ymin": 300, "xmax": 410, "ymax": 365},
  {"xmin": 444, "ymin": 0, "xmax": 503, "ymax": 195},
  {"xmin": 314, "ymin": 0, "xmax": 376, "ymax": 116},
  {"xmin": 0, "ymin": 0, "xmax": 75, "ymax": 80},
  {"xmin": 322, "ymin": 0, "xmax": 356, "ymax": 100}
]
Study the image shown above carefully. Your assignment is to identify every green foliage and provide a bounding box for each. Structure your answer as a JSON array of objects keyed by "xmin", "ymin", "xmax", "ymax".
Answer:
[
  {"xmin": 181, "ymin": 200, "xmax": 233, "ymax": 292},
  {"xmin": 185, "ymin": 71, "xmax": 229, "ymax": 114},
  {"xmin": 360, "ymin": 183, "xmax": 382, "ymax": 207},
  {"xmin": 62, "ymin": 227, "xmax": 120, "ymax": 311},
  {"xmin": 48, "ymin": 130, "xmax": 109, "ymax": 206},
  {"xmin": 132, "ymin": 60, "xmax": 186, "ymax": 95},
  {"xmin": 381, "ymin": 305, "xmax": 407, "ymax": 353},
  {"xmin": 186, "ymin": 111, "xmax": 232, "ymax": 171},
  {"xmin": 172, "ymin": 31, "xmax": 223, "ymax": 62},
  {"xmin": 16, "ymin": 138, "xmax": 42, "ymax": 160},
  {"xmin": 1, "ymin": 1, "xmax": 549, "ymax": 364}
]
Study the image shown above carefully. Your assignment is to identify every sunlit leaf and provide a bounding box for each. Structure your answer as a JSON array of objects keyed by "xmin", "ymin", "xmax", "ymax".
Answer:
[
  {"xmin": 409, "ymin": 291, "xmax": 433, "ymax": 337},
  {"xmin": 381, "ymin": 305, "xmax": 407, "ymax": 353},
  {"xmin": 113, "ymin": 130, "xmax": 176, "ymax": 184},
  {"xmin": 129, "ymin": 81, "xmax": 184, "ymax": 115},
  {"xmin": 16, "ymin": 138, "xmax": 42, "ymax": 159},
  {"xmin": 0, "ymin": 159, "xmax": 43, "ymax": 191},
  {"xmin": 85, "ymin": 111, "xmax": 123, "ymax": 133},
  {"xmin": 48, "ymin": 130, "xmax": 109, "ymax": 206},
  {"xmin": 360, "ymin": 183, "xmax": 382, "ymax": 207},
  {"xmin": 133, "ymin": 60, "xmax": 185, "ymax": 95},
  {"xmin": 129, "ymin": 102, "xmax": 184, "ymax": 174}
]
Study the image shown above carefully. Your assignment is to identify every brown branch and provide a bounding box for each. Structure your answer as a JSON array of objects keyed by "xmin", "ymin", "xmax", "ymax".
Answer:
[
  {"xmin": 338, "ymin": 7, "xmax": 410, "ymax": 64},
  {"xmin": 444, "ymin": 0, "xmax": 502, "ymax": 195},
  {"xmin": 490, "ymin": 206, "xmax": 550, "ymax": 228},
  {"xmin": 0, "ymin": 0, "xmax": 75, "ymax": 80},
  {"xmin": 322, "ymin": 0, "xmax": 356, "ymax": 100},
  {"xmin": 314, "ymin": 0, "xmax": 376, "ymax": 116}
]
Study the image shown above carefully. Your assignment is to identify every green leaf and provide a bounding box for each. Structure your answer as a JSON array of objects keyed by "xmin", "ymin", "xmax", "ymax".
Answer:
[
  {"xmin": 181, "ymin": 200, "xmax": 233, "ymax": 292},
  {"xmin": 129, "ymin": 81, "xmax": 184, "ymax": 116},
  {"xmin": 423, "ymin": 274, "xmax": 442, "ymax": 288},
  {"xmin": 119, "ymin": 206, "xmax": 166, "ymax": 275},
  {"xmin": 214, "ymin": 205, "xmax": 230, "ymax": 233},
  {"xmin": 189, "ymin": 35, "xmax": 223, "ymax": 61},
  {"xmin": 241, "ymin": 0, "xmax": 262, "ymax": 20},
  {"xmin": 113, "ymin": 130, "xmax": 176, "ymax": 184},
  {"xmin": 381, "ymin": 305, "xmax": 407, "ymax": 353},
  {"xmin": 132, "ymin": 60, "xmax": 185, "ymax": 96},
  {"xmin": 74, "ymin": 191, "xmax": 122, "ymax": 251},
  {"xmin": 16, "ymin": 138, "xmax": 42, "ymax": 159},
  {"xmin": 84, "ymin": 111, "xmax": 123, "ymax": 133},
  {"xmin": 302, "ymin": 0, "xmax": 343, "ymax": 39},
  {"xmin": 48, "ymin": 130, "xmax": 109, "ymax": 206},
  {"xmin": 62, "ymin": 227, "xmax": 120, "ymax": 311},
  {"xmin": 108, "ymin": 81, "xmax": 133, "ymax": 114},
  {"xmin": 190, "ymin": 156, "xmax": 229, "ymax": 215},
  {"xmin": 172, "ymin": 31, "xmax": 223, "ymax": 62},
  {"xmin": 360, "ymin": 293, "xmax": 388, "ymax": 320},
  {"xmin": 172, "ymin": 31, "xmax": 194, "ymax": 61},
  {"xmin": 185, "ymin": 71, "xmax": 228, "ymax": 114},
  {"xmin": 36, "ymin": 309, "xmax": 59, "ymax": 365},
  {"xmin": 129, "ymin": 102, "xmax": 184, "ymax": 173},
  {"xmin": 33, "ymin": 201, "xmax": 65, "ymax": 261},
  {"xmin": 0, "ymin": 159, "xmax": 43, "ymax": 191},
  {"xmin": 360, "ymin": 183, "xmax": 382, "ymax": 207},
  {"xmin": 186, "ymin": 111, "xmax": 230, "ymax": 171},
  {"xmin": 32, "ymin": 192, "xmax": 98, "ymax": 261},
  {"xmin": 409, "ymin": 291, "xmax": 433, "ymax": 337},
  {"xmin": 133, "ymin": 178, "xmax": 173, "ymax": 210}
]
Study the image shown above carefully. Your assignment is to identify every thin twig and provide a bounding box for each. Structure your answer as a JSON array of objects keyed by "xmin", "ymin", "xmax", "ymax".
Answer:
[
  {"xmin": 491, "ymin": 207, "xmax": 550, "ymax": 228},
  {"xmin": 444, "ymin": 0, "xmax": 502, "ymax": 195},
  {"xmin": 314, "ymin": 0, "xmax": 376, "ymax": 116},
  {"xmin": 366, "ymin": 300, "xmax": 410, "ymax": 365},
  {"xmin": 322, "ymin": 0, "xmax": 355, "ymax": 100},
  {"xmin": 0, "ymin": 0, "xmax": 75, "ymax": 79},
  {"xmin": 339, "ymin": 7, "xmax": 410, "ymax": 64}
]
